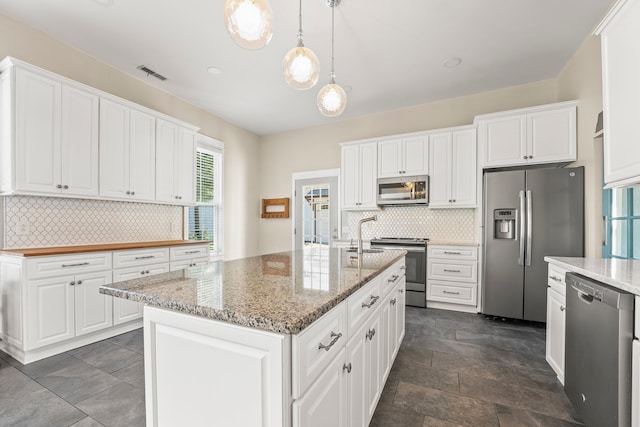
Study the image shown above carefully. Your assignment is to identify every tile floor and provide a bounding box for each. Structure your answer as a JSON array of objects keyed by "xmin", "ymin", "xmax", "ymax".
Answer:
[{"xmin": 0, "ymin": 308, "xmax": 581, "ymax": 427}]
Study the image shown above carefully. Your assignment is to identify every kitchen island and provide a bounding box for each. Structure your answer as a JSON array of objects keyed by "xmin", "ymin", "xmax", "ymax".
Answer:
[{"xmin": 100, "ymin": 247, "xmax": 407, "ymax": 427}]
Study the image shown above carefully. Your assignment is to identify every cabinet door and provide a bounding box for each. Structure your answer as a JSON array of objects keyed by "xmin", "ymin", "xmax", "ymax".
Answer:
[
  {"xmin": 403, "ymin": 135, "xmax": 428, "ymax": 176},
  {"xmin": 341, "ymin": 145, "xmax": 360, "ymax": 209},
  {"xmin": 451, "ymin": 128, "xmax": 477, "ymax": 207},
  {"xmin": 428, "ymin": 132, "xmax": 452, "ymax": 207},
  {"xmin": 396, "ymin": 280, "xmax": 406, "ymax": 352},
  {"xmin": 480, "ymin": 115, "xmax": 527, "ymax": 168},
  {"xmin": 74, "ymin": 271, "xmax": 113, "ymax": 336},
  {"xmin": 545, "ymin": 287, "xmax": 565, "ymax": 384},
  {"xmin": 346, "ymin": 332, "xmax": 367, "ymax": 427},
  {"xmin": 633, "ymin": 339, "xmax": 639, "ymax": 427},
  {"xmin": 388, "ymin": 291, "xmax": 399, "ymax": 367},
  {"xmin": 27, "ymin": 275, "xmax": 75, "ymax": 350},
  {"xmin": 129, "ymin": 109, "xmax": 156, "ymax": 201},
  {"xmin": 293, "ymin": 347, "xmax": 348, "ymax": 427},
  {"xmin": 15, "ymin": 68, "xmax": 61, "ymax": 194},
  {"xmin": 176, "ymin": 128, "xmax": 195, "ymax": 204},
  {"xmin": 155, "ymin": 118, "xmax": 178, "ymax": 203},
  {"xmin": 378, "ymin": 139, "xmax": 402, "ymax": 178},
  {"xmin": 380, "ymin": 294, "xmax": 393, "ymax": 384},
  {"xmin": 359, "ymin": 142, "xmax": 378, "ymax": 209},
  {"xmin": 60, "ymin": 85, "xmax": 99, "ymax": 196},
  {"xmin": 99, "ymin": 98, "xmax": 130, "ymax": 198},
  {"xmin": 527, "ymin": 107, "xmax": 576, "ymax": 164},
  {"xmin": 365, "ymin": 314, "xmax": 381, "ymax": 423},
  {"xmin": 112, "ymin": 268, "xmax": 144, "ymax": 325}
]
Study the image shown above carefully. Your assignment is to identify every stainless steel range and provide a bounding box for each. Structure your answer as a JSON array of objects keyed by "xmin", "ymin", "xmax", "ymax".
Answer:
[{"xmin": 370, "ymin": 237, "xmax": 428, "ymax": 308}]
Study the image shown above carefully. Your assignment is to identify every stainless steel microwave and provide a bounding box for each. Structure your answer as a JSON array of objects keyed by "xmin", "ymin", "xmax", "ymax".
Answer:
[{"xmin": 377, "ymin": 175, "xmax": 429, "ymax": 206}]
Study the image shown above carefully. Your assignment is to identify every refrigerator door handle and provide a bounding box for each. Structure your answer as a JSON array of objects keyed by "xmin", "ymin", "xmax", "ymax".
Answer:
[
  {"xmin": 518, "ymin": 190, "xmax": 526, "ymax": 266},
  {"xmin": 526, "ymin": 190, "xmax": 533, "ymax": 266}
]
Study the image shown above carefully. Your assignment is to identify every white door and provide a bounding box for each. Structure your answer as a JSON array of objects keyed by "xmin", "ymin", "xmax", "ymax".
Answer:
[
  {"xmin": 428, "ymin": 132, "xmax": 452, "ymax": 207},
  {"xmin": 129, "ymin": 108, "xmax": 156, "ymax": 201},
  {"xmin": 99, "ymin": 98, "xmax": 130, "ymax": 198},
  {"xmin": 451, "ymin": 128, "xmax": 477, "ymax": 207},
  {"xmin": 380, "ymin": 294, "xmax": 392, "ymax": 383},
  {"xmin": 346, "ymin": 332, "xmax": 367, "ymax": 427},
  {"xmin": 15, "ymin": 68, "xmax": 61, "ymax": 194},
  {"xmin": 74, "ymin": 271, "xmax": 113, "ymax": 336},
  {"xmin": 395, "ymin": 280, "xmax": 406, "ymax": 353},
  {"xmin": 527, "ymin": 107, "xmax": 576, "ymax": 164},
  {"xmin": 27, "ymin": 275, "xmax": 75, "ymax": 349},
  {"xmin": 377, "ymin": 139, "xmax": 402, "ymax": 178},
  {"xmin": 403, "ymin": 135, "xmax": 429, "ymax": 176},
  {"xmin": 176, "ymin": 128, "xmax": 196, "ymax": 204},
  {"xmin": 341, "ymin": 145, "xmax": 360, "ymax": 209},
  {"xmin": 61, "ymin": 85, "xmax": 99, "ymax": 196},
  {"xmin": 112, "ymin": 268, "xmax": 145, "ymax": 324},
  {"xmin": 365, "ymin": 314, "xmax": 381, "ymax": 423},
  {"xmin": 295, "ymin": 176, "xmax": 339, "ymax": 251},
  {"xmin": 480, "ymin": 115, "xmax": 527, "ymax": 168},
  {"xmin": 155, "ymin": 118, "xmax": 178, "ymax": 203}
]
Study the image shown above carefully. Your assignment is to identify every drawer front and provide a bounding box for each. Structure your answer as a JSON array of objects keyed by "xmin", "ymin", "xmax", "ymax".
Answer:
[
  {"xmin": 428, "ymin": 260, "xmax": 477, "ymax": 283},
  {"xmin": 292, "ymin": 302, "xmax": 347, "ymax": 398},
  {"xmin": 548, "ymin": 263, "xmax": 568, "ymax": 296},
  {"xmin": 27, "ymin": 252, "xmax": 112, "ymax": 279},
  {"xmin": 113, "ymin": 263, "xmax": 169, "ymax": 282},
  {"xmin": 380, "ymin": 259, "xmax": 406, "ymax": 297},
  {"xmin": 428, "ymin": 245, "xmax": 478, "ymax": 261},
  {"xmin": 347, "ymin": 276, "xmax": 382, "ymax": 337},
  {"xmin": 113, "ymin": 248, "xmax": 170, "ymax": 269},
  {"xmin": 170, "ymin": 245, "xmax": 210, "ymax": 261},
  {"xmin": 427, "ymin": 281, "xmax": 477, "ymax": 305}
]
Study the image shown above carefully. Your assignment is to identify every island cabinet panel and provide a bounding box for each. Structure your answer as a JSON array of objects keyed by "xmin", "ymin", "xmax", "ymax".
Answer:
[
  {"xmin": 144, "ymin": 306, "xmax": 291, "ymax": 427},
  {"xmin": 347, "ymin": 275, "xmax": 382, "ymax": 337}
]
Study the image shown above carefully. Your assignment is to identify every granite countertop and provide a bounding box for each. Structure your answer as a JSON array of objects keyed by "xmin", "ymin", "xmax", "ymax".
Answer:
[
  {"xmin": 0, "ymin": 240, "xmax": 209, "ymax": 257},
  {"xmin": 100, "ymin": 247, "xmax": 407, "ymax": 334},
  {"xmin": 545, "ymin": 256, "xmax": 640, "ymax": 296}
]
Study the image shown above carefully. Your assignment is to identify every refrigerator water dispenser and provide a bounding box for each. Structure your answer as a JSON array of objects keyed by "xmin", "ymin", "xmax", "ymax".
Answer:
[{"xmin": 494, "ymin": 209, "xmax": 516, "ymax": 239}]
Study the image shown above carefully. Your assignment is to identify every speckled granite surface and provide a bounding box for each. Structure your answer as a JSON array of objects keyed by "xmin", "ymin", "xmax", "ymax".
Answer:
[
  {"xmin": 100, "ymin": 248, "xmax": 406, "ymax": 334},
  {"xmin": 545, "ymin": 256, "xmax": 640, "ymax": 296}
]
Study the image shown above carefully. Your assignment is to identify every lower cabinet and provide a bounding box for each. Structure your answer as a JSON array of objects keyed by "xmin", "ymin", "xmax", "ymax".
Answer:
[
  {"xmin": 633, "ymin": 339, "xmax": 639, "ymax": 427},
  {"xmin": 112, "ymin": 262, "xmax": 169, "ymax": 325},
  {"xmin": 545, "ymin": 286, "xmax": 566, "ymax": 383}
]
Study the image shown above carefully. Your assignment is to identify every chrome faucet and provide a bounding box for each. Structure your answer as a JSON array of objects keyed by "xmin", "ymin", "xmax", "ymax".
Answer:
[{"xmin": 357, "ymin": 215, "xmax": 378, "ymax": 254}]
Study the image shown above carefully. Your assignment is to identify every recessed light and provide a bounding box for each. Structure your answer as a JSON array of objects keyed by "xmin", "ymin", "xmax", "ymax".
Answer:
[
  {"xmin": 93, "ymin": 0, "xmax": 114, "ymax": 6},
  {"xmin": 207, "ymin": 67, "xmax": 223, "ymax": 75},
  {"xmin": 443, "ymin": 57, "xmax": 462, "ymax": 68}
]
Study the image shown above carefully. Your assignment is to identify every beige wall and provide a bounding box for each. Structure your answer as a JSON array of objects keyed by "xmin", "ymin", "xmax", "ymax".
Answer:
[
  {"xmin": 0, "ymin": 13, "xmax": 261, "ymax": 260},
  {"xmin": 557, "ymin": 36, "xmax": 604, "ymax": 257}
]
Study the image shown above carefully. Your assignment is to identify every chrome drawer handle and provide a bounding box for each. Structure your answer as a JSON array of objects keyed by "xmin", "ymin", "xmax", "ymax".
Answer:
[
  {"xmin": 390, "ymin": 298, "xmax": 397, "ymax": 306},
  {"xmin": 550, "ymin": 276, "xmax": 562, "ymax": 282},
  {"xmin": 343, "ymin": 363, "xmax": 352, "ymax": 373},
  {"xmin": 387, "ymin": 275, "xmax": 399, "ymax": 283},
  {"xmin": 443, "ymin": 269, "xmax": 461, "ymax": 273},
  {"xmin": 318, "ymin": 332, "xmax": 342, "ymax": 351},
  {"xmin": 399, "ymin": 289, "xmax": 404, "ymax": 294},
  {"xmin": 62, "ymin": 262, "xmax": 90, "ymax": 268},
  {"xmin": 185, "ymin": 250, "xmax": 201, "ymax": 255},
  {"xmin": 400, "ymin": 266, "xmax": 407, "ymax": 270},
  {"xmin": 560, "ymin": 306, "xmax": 566, "ymax": 312},
  {"xmin": 135, "ymin": 255, "xmax": 155, "ymax": 260},
  {"xmin": 444, "ymin": 251, "xmax": 461, "ymax": 255},
  {"xmin": 362, "ymin": 295, "xmax": 380, "ymax": 308},
  {"xmin": 443, "ymin": 290, "xmax": 460, "ymax": 295},
  {"xmin": 366, "ymin": 328, "xmax": 376, "ymax": 341}
]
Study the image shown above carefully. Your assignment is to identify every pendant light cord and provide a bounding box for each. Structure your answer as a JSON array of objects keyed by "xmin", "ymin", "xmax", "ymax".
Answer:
[
  {"xmin": 330, "ymin": 1, "xmax": 335, "ymax": 83},
  {"xmin": 297, "ymin": 0, "xmax": 303, "ymax": 46}
]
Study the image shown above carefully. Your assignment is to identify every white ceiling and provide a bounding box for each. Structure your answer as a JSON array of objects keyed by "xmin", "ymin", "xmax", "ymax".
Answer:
[{"xmin": 0, "ymin": 0, "xmax": 614, "ymax": 136}]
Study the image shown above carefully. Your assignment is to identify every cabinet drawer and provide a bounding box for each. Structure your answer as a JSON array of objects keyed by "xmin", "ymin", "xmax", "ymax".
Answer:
[
  {"xmin": 428, "ymin": 245, "xmax": 478, "ymax": 261},
  {"xmin": 427, "ymin": 260, "xmax": 477, "ymax": 283},
  {"xmin": 113, "ymin": 247, "xmax": 170, "ymax": 269},
  {"xmin": 427, "ymin": 281, "xmax": 477, "ymax": 305},
  {"xmin": 548, "ymin": 263, "xmax": 568, "ymax": 296},
  {"xmin": 347, "ymin": 276, "xmax": 382, "ymax": 337},
  {"xmin": 27, "ymin": 252, "xmax": 112, "ymax": 279},
  {"xmin": 380, "ymin": 259, "xmax": 406, "ymax": 297},
  {"xmin": 292, "ymin": 302, "xmax": 347, "ymax": 399},
  {"xmin": 170, "ymin": 245, "xmax": 210, "ymax": 261}
]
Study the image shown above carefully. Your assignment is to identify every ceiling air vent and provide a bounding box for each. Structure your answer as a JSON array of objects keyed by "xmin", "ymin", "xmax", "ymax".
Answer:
[{"xmin": 136, "ymin": 65, "xmax": 167, "ymax": 81}]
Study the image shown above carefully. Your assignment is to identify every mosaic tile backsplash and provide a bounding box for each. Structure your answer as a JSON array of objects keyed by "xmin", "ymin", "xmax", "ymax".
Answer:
[
  {"xmin": 345, "ymin": 207, "xmax": 476, "ymax": 242},
  {"xmin": 3, "ymin": 196, "xmax": 183, "ymax": 248}
]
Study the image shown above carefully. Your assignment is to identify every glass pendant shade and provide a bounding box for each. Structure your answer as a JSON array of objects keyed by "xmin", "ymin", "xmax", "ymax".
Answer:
[
  {"xmin": 224, "ymin": 0, "xmax": 273, "ymax": 50},
  {"xmin": 317, "ymin": 82, "xmax": 347, "ymax": 117},
  {"xmin": 283, "ymin": 46, "xmax": 319, "ymax": 90}
]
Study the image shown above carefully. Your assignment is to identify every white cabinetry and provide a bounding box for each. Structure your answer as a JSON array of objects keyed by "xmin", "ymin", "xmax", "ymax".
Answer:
[
  {"xmin": 475, "ymin": 101, "xmax": 577, "ymax": 169},
  {"xmin": 99, "ymin": 98, "xmax": 156, "ymax": 201},
  {"xmin": 545, "ymin": 263, "xmax": 568, "ymax": 384},
  {"xmin": 427, "ymin": 245, "xmax": 478, "ymax": 311},
  {"xmin": 633, "ymin": 295, "xmax": 640, "ymax": 427},
  {"xmin": 595, "ymin": 0, "xmax": 640, "ymax": 188},
  {"xmin": 341, "ymin": 141, "xmax": 378, "ymax": 210},
  {"xmin": 428, "ymin": 127, "xmax": 477, "ymax": 208},
  {"xmin": 0, "ymin": 63, "xmax": 99, "ymax": 196},
  {"xmin": 155, "ymin": 119, "xmax": 196, "ymax": 205},
  {"xmin": 377, "ymin": 135, "xmax": 428, "ymax": 178},
  {"xmin": 169, "ymin": 244, "xmax": 210, "ymax": 271}
]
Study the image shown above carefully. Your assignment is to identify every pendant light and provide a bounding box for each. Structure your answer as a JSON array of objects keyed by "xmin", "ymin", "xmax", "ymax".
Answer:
[
  {"xmin": 224, "ymin": 0, "xmax": 273, "ymax": 50},
  {"xmin": 282, "ymin": 0, "xmax": 319, "ymax": 90},
  {"xmin": 317, "ymin": 0, "xmax": 347, "ymax": 117}
]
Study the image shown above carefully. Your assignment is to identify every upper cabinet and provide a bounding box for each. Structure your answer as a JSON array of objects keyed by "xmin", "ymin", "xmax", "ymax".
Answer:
[
  {"xmin": 475, "ymin": 101, "xmax": 577, "ymax": 169},
  {"xmin": 0, "ymin": 65, "xmax": 99, "ymax": 197},
  {"xmin": 377, "ymin": 135, "xmax": 428, "ymax": 178},
  {"xmin": 156, "ymin": 119, "xmax": 195, "ymax": 205},
  {"xmin": 0, "ymin": 57, "xmax": 199, "ymax": 205},
  {"xmin": 99, "ymin": 98, "xmax": 156, "ymax": 202},
  {"xmin": 595, "ymin": 0, "xmax": 640, "ymax": 188},
  {"xmin": 341, "ymin": 141, "xmax": 378, "ymax": 210},
  {"xmin": 428, "ymin": 127, "xmax": 477, "ymax": 208}
]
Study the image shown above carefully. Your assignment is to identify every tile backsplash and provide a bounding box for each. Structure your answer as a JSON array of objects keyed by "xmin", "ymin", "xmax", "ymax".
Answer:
[
  {"xmin": 345, "ymin": 207, "xmax": 476, "ymax": 241},
  {"xmin": 2, "ymin": 196, "xmax": 183, "ymax": 248}
]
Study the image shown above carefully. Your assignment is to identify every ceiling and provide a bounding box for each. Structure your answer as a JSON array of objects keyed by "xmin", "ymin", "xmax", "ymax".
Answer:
[{"xmin": 0, "ymin": 0, "xmax": 614, "ymax": 136}]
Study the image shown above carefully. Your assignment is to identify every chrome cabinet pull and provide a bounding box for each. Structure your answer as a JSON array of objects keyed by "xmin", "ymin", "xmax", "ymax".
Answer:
[
  {"xmin": 550, "ymin": 276, "xmax": 562, "ymax": 282},
  {"xmin": 443, "ymin": 251, "xmax": 461, "ymax": 255},
  {"xmin": 399, "ymin": 289, "xmax": 404, "ymax": 294},
  {"xmin": 131, "ymin": 191, "xmax": 135, "ymax": 196},
  {"xmin": 185, "ymin": 250, "xmax": 201, "ymax": 255},
  {"xmin": 343, "ymin": 363, "xmax": 352, "ymax": 373},
  {"xmin": 76, "ymin": 280, "xmax": 83, "ymax": 285},
  {"xmin": 62, "ymin": 262, "xmax": 90, "ymax": 268},
  {"xmin": 63, "ymin": 185, "xmax": 68, "ymax": 190},
  {"xmin": 69, "ymin": 281, "xmax": 75, "ymax": 286},
  {"xmin": 390, "ymin": 298, "xmax": 397, "ymax": 306},
  {"xmin": 135, "ymin": 255, "xmax": 155, "ymax": 260},
  {"xmin": 126, "ymin": 191, "xmax": 131, "ymax": 195},
  {"xmin": 400, "ymin": 266, "xmax": 407, "ymax": 270},
  {"xmin": 56, "ymin": 184, "xmax": 62, "ymax": 189},
  {"xmin": 443, "ymin": 269, "xmax": 461, "ymax": 273},
  {"xmin": 522, "ymin": 155, "xmax": 527, "ymax": 160},
  {"xmin": 443, "ymin": 290, "xmax": 460, "ymax": 295},
  {"xmin": 560, "ymin": 306, "xmax": 566, "ymax": 312},
  {"xmin": 366, "ymin": 328, "xmax": 376, "ymax": 341},
  {"xmin": 318, "ymin": 331, "xmax": 342, "ymax": 351},
  {"xmin": 387, "ymin": 275, "xmax": 399, "ymax": 283},
  {"xmin": 362, "ymin": 295, "xmax": 380, "ymax": 308}
]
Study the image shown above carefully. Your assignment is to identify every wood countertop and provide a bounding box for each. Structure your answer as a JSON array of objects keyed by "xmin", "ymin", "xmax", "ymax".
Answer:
[{"xmin": 0, "ymin": 240, "xmax": 209, "ymax": 257}]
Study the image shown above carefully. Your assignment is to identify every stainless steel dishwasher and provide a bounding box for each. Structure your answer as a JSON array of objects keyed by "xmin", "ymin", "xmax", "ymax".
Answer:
[{"xmin": 565, "ymin": 272, "xmax": 634, "ymax": 427}]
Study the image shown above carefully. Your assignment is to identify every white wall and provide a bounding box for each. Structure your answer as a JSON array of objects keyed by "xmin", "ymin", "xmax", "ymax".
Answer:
[{"xmin": 0, "ymin": 13, "xmax": 260, "ymax": 260}]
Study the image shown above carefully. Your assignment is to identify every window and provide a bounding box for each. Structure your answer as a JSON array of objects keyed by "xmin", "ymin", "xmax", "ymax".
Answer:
[
  {"xmin": 603, "ymin": 187, "xmax": 640, "ymax": 259},
  {"xmin": 188, "ymin": 136, "xmax": 223, "ymax": 257}
]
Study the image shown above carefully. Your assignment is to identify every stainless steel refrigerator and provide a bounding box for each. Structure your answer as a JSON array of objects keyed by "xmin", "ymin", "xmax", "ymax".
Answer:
[{"xmin": 482, "ymin": 167, "xmax": 584, "ymax": 322}]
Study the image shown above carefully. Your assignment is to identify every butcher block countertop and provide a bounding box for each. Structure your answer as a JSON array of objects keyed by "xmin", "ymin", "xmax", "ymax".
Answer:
[{"xmin": 0, "ymin": 240, "xmax": 208, "ymax": 257}]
